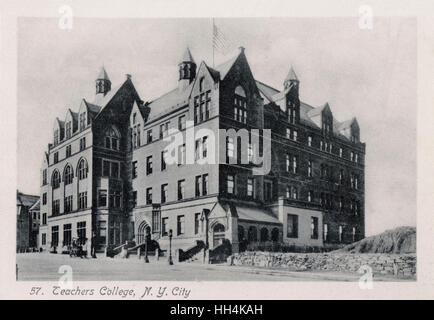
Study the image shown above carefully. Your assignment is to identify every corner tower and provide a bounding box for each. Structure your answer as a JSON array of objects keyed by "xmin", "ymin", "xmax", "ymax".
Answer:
[
  {"xmin": 96, "ymin": 66, "xmax": 111, "ymax": 96},
  {"xmin": 178, "ymin": 47, "xmax": 196, "ymax": 91}
]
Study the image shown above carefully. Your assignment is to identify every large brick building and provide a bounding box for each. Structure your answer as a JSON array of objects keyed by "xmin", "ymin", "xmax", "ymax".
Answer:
[{"xmin": 38, "ymin": 47, "xmax": 365, "ymax": 256}]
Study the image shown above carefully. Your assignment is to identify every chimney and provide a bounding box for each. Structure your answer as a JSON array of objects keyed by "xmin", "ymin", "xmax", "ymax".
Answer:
[
  {"xmin": 238, "ymin": 46, "xmax": 245, "ymax": 54},
  {"xmin": 125, "ymin": 74, "xmax": 132, "ymax": 80}
]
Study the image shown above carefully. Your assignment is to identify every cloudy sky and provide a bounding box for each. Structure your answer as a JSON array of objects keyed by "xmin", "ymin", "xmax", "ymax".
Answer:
[{"xmin": 17, "ymin": 17, "xmax": 416, "ymax": 235}]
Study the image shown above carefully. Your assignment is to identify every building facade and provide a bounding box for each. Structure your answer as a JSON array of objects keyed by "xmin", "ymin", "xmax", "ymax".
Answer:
[{"xmin": 39, "ymin": 47, "xmax": 365, "ymax": 256}]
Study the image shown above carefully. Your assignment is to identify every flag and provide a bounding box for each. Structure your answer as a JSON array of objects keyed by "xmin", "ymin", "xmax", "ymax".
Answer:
[{"xmin": 212, "ymin": 22, "xmax": 233, "ymax": 55}]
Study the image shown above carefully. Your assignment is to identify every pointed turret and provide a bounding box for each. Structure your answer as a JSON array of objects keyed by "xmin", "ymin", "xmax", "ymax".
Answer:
[
  {"xmin": 283, "ymin": 65, "xmax": 299, "ymax": 90},
  {"xmin": 178, "ymin": 47, "xmax": 197, "ymax": 90},
  {"xmin": 95, "ymin": 66, "xmax": 111, "ymax": 96}
]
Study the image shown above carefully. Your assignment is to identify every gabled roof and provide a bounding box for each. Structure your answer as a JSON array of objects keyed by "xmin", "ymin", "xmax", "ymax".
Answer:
[
  {"xmin": 335, "ymin": 117, "xmax": 358, "ymax": 131},
  {"xmin": 16, "ymin": 191, "xmax": 39, "ymax": 208},
  {"xmin": 214, "ymin": 53, "xmax": 239, "ymax": 80},
  {"xmin": 307, "ymin": 102, "xmax": 330, "ymax": 118},
  {"xmin": 256, "ymin": 80, "xmax": 280, "ymax": 103},
  {"xmin": 56, "ymin": 118, "xmax": 65, "ymax": 129},
  {"xmin": 146, "ymin": 82, "xmax": 193, "ymax": 122},
  {"xmin": 29, "ymin": 199, "xmax": 40, "ymax": 211}
]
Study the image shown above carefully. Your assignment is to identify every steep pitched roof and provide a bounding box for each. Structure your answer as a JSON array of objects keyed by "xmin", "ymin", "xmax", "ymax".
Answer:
[
  {"xmin": 285, "ymin": 66, "xmax": 298, "ymax": 82},
  {"xmin": 214, "ymin": 53, "xmax": 239, "ymax": 80},
  {"xmin": 97, "ymin": 66, "xmax": 110, "ymax": 81},
  {"xmin": 17, "ymin": 191, "xmax": 39, "ymax": 208},
  {"xmin": 146, "ymin": 82, "xmax": 193, "ymax": 122},
  {"xmin": 180, "ymin": 47, "xmax": 195, "ymax": 64},
  {"xmin": 29, "ymin": 199, "xmax": 40, "ymax": 211},
  {"xmin": 256, "ymin": 80, "xmax": 280, "ymax": 103}
]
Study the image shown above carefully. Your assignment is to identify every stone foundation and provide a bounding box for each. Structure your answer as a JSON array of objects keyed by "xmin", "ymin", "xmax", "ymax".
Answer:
[{"xmin": 231, "ymin": 252, "xmax": 416, "ymax": 277}]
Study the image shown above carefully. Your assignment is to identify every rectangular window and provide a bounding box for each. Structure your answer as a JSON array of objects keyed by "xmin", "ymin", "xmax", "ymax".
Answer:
[
  {"xmin": 264, "ymin": 181, "xmax": 272, "ymax": 201},
  {"xmin": 177, "ymin": 215, "xmax": 185, "ymax": 235},
  {"xmin": 286, "ymin": 154, "xmax": 290, "ymax": 172},
  {"xmin": 78, "ymin": 192, "xmax": 87, "ymax": 210},
  {"xmin": 152, "ymin": 209, "xmax": 160, "ymax": 232},
  {"xmin": 111, "ymin": 162, "xmax": 119, "ymax": 178},
  {"xmin": 147, "ymin": 129, "xmax": 153, "ymax": 144},
  {"xmin": 162, "ymin": 217, "xmax": 168, "ymax": 236},
  {"xmin": 311, "ymin": 217, "xmax": 319, "ymax": 239},
  {"xmin": 178, "ymin": 179, "xmax": 185, "ymax": 200},
  {"xmin": 203, "ymin": 174, "xmax": 208, "ymax": 196},
  {"xmin": 146, "ymin": 156, "xmax": 153, "ymax": 175},
  {"xmin": 132, "ymin": 191, "xmax": 137, "ymax": 207},
  {"xmin": 339, "ymin": 147, "xmax": 343, "ymax": 157},
  {"xmin": 63, "ymin": 223, "xmax": 72, "ymax": 246},
  {"xmin": 161, "ymin": 151, "xmax": 167, "ymax": 171},
  {"xmin": 77, "ymin": 221, "xmax": 86, "ymax": 241},
  {"xmin": 132, "ymin": 161, "xmax": 137, "ymax": 179},
  {"xmin": 247, "ymin": 177, "xmax": 254, "ymax": 197},
  {"xmin": 42, "ymin": 213, "xmax": 47, "ymax": 225},
  {"xmin": 42, "ymin": 192, "xmax": 47, "ymax": 205},
  {"xmin": 308, "ymin": 136, "xmax": 312, "ymax": 147},
  {"xmin": 286, "ymin": 128, "xmax": 291, "ymax": 139},
  {"xmin": 227, "ymin": 174, "xmax": 234, "ymax": 194},
  {"xmin": 308, "ymin": 160, "xmax": 313, "ymax": 177},
  {"xmin": 42, "ymin": 169, "xmax": 47, "ymax": 185},
  {"xmin": 161, "ymin": 184, "xmax": 168, "ymax": 203},
  {"xmin": 178, "ymin": 115, "xmax": 186, "ymax": 131},
  {"xmin": 52, "ymin": 200, "xmax": 60, "ymax": 216},
  {"xmin": 51, "ymin": 226, "xmax": 59, "ymax": 247},
  {"xmin": 308, "ymin": 191, "xmax": 313, "ymax": 202},
  {"xmin": 159, "ymin": 122, "xmax": 169, "ymax": 139},
  {"xmin": 54, "ymin": 152, "xmax": 59, "ymax": 164},
  {"xmin": 178, "ymin": 144, "xmax": 186, "ymax": 166},
  {"xmin": 98, "ymin": 189, "xmax": 107, "ymax": 207},
  {"xmin": 146, "ymin": 188, "xmax": 152, "ymax": 205},
  {"xmin": 194, "ymin": 213, "xmax": 200, "ymax": 235},
  {"xmin": 42, "ymin": 233, "xmax": 46, "ymax": 245},
  {"xmin": 195, "ymin": 175, "xmax": 202, "ymax": 197},
  {"xmin": 324, "ymin": 224, "xmax": 328, "ymax": 241},
  {"xmin": 287, "ymin": 214, "xmax": 298, "ymax": 238},
  {"xmin": 103, "ymin": 160, "xmax": 110, "ymax": 177},
  {"xmin": 80, "ymin": 137, "xmax": 86, "ymax": 151},
  {"xmin": 292, "ymin": 156, "xmax": 297, "ymax": 174},
  {"xmin": 66, "ymin": 145, "xmax": 72, "ymax": 157},
  {"xmin": 64, "ymin": 195, "xmax": 73, "ymax": 213},
  {"xmin": 339, "ymin": 225, "xmax": 343, "ymax": 242}
]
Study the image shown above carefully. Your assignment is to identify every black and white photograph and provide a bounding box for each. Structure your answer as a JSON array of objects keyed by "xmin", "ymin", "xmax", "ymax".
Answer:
[{"xmin": 2, "ymin": 0, "xmax": 434, "ymax": 301}]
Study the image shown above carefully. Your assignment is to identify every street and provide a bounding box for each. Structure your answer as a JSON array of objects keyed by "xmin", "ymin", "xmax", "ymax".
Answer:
[{"xmin": 16, "ymin": 253, "xmax": 403, "ymax": 282}]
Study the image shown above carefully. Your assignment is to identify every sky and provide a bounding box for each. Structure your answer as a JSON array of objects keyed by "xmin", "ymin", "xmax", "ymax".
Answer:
[{"xmin": 17, "ymin": 17, "xmax": 417, "ymax": 236}]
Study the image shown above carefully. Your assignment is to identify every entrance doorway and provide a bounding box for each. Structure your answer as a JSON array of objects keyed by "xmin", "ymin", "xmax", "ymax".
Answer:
[
  {"xmin": 212, "ymin": 223, "xmax": 225, "ymax": 248},
  {"xmin": 137, "ymin": 221, "xmax": 151, "ymax": 244}
]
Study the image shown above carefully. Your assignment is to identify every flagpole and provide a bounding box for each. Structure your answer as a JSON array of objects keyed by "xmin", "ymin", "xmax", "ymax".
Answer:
[{"xmin": 212, "ymin": 18, "xmax": 215, "ymax": 68}]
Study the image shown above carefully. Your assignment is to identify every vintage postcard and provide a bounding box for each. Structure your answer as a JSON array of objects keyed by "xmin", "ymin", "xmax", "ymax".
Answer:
[{"xmin": 1, "ymin": 0, "xmax": 433, "ymax": 301}]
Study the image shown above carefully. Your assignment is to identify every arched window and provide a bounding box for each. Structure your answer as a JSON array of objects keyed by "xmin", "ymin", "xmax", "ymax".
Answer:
[
  {"xmin": 248, "ymin": 226, "xmax": 257, "ymax": 242},
  {"xmin": 77, "ymin": 158, "xmax": 88, "ymax": 180},
  {"xmin": 105, "ymin": 126, "xmax": 120, "ymax": 150},
  {"xmin": 52, "ymin": 170, "xmax": 60, "ymax": 189},
  {"xmin": 199, "ymin": 77, "xmax": 205, "ymax": 92},
  {"xmin": 64, "ymin": 165, "xmax": 73, "ymax": 185},
  {"xmin": 271, "ymin": 228, "xmax": 279, "ymax": 242},
  {"xmin": 234, "ymin": 85, "xmax": 247, "ymax": 124},
  {"xmin": 260, "ymin": 227, "xmax": 269, "ymax": 242}
]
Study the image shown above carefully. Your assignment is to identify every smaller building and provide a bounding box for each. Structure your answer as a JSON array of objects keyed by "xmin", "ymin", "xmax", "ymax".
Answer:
[
  {"xmin": 16, "ymin": 191, "xmax": 39, "ymax": 252},
  {"xmin": 29, "ymin": 199, "xmax": 41, "ymax": 248}
]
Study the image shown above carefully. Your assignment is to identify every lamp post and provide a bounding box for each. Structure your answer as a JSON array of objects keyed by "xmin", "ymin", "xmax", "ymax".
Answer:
[
  {"xmin": 144, "ymin": 228, "xmax": 149, "ymax": 263},
  {"xmin": 168, "ymin": 229, "xmax": 173, "ymax": 265}
]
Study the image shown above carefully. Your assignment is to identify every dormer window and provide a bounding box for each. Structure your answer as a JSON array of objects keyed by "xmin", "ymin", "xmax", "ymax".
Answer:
[
  {"xmin": 79, "ymin": 112, "xmax": 87, "ymax": 131},
  {"xmin": 53, "ymin": 129, "xmax": 59, "ymax": 146},
  {"xmin": 233, "ymin": 86, "xmax": 247, "ymax": 124},
  {"xmin": 65, "ymin": 122, "xmax": 72, "ymax": 139}
]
